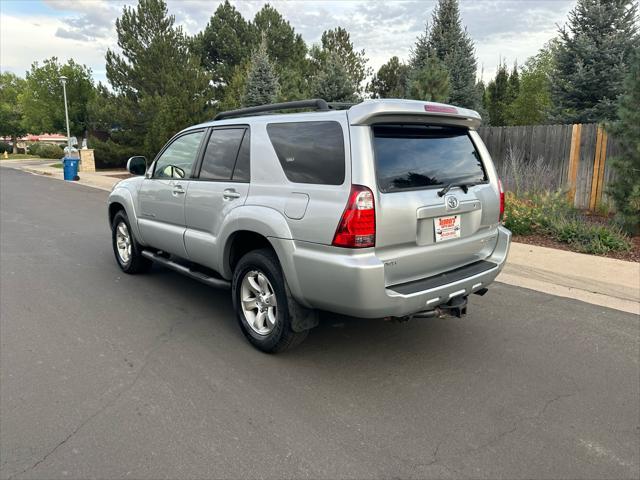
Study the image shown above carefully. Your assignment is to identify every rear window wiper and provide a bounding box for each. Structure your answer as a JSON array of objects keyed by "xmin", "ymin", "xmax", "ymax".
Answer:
[{"xmin": 437, "ymin": 182, "xmax": 475, "ymax": 197}]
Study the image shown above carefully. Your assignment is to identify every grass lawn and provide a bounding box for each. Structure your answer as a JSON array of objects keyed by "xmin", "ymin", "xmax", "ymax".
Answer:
[
  {"xmin": 1, "ymin": 154, "xmax": 61, "ymax": 161},
  {"xmin": 51, "ymin": 163, "xmax": 63, "ymax": 169},
  {"xmin": 1, "ymin": 153, "xmax": 39, "ymax": 160}
]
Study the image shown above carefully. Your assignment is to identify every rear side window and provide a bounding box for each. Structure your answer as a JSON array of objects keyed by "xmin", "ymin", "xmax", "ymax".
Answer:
[
  {"xmin": 199, "ymin": 128, "xmax": 248, "ymax": 181},
  {"xmin": 372, "ymin": 125, "xmax": 486, "ymax": 193},
  {"xmin": 267, "ymin": 121, "xmax": 345, "ymax": 185}
]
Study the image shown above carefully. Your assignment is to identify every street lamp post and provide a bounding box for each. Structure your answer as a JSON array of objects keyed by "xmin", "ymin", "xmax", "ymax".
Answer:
[{"xmin": 59, "ymin": 76, "xmax": 71, "ymax": 156}]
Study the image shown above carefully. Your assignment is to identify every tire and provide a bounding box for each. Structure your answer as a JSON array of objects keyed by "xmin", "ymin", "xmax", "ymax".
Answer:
[
  {"xmin": 111, "ymin": 210, "xmax": 152, "ymax": 274},
  {"xmin": 232, "ymin": 248, "xmax": 308, "ymax": 353}
]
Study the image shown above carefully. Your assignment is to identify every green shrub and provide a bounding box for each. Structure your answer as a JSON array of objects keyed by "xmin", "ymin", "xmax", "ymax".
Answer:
[
  {"xmin": 503, "ymin": 190, "xmax": 574, "ymax": 235},
  {"xmin": 90, "ymin": 136, "xmax": 140, "ymax": 169},
  {"xmin": 27, "ymin": 142, "xmax": 41, "ymax": 156},
  {"xmin": 37, "ymin": 143, "xmax": 64, "ymax": 159},
  {"xmin": 0, "ymin": 142, "xmax": 11, "ymax": 153},
  {"xmin": 552, "ymin": 218, "xmax": 631, "ymax": 254}
]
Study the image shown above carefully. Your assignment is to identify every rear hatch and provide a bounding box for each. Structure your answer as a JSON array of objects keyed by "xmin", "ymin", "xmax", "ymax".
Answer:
[{"xmin": 369, "ymin": 123, "xmax": 500, "ymax": 287}]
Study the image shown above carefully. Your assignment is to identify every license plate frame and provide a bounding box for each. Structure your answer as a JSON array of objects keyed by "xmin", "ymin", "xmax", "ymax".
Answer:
[{"xmin": 434, "ymin": 215, "xmax": 461, "ymax": 242}]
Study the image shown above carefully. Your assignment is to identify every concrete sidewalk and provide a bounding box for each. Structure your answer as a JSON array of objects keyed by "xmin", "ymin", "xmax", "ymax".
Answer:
[
  {"xmin": 2, "ymin": 159, "xmax": 123, "ymax": 191},
  {"xmin": 4, "ymin": 159, "xmax": 639, "ymax": 315},
  {"xmin": 499, "ymin": 243, "xmax": 639, "ymax": 314}
]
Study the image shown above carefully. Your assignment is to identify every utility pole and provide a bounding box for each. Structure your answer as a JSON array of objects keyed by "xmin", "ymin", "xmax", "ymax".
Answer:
[{"xmin": 59, "ymin": 76, "xmax": 71, "ymax": 155}]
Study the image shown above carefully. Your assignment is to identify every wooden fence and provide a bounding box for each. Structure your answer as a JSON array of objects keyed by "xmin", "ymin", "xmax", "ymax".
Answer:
[{"xmin": 477, "ymin": 123, "xmax": 621, "ymax": 210}]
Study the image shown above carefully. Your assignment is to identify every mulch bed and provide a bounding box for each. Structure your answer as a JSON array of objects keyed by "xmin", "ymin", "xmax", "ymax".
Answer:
[{"xmin": 513, "ymin": 234, "xmax": 640, "ymax": 263}]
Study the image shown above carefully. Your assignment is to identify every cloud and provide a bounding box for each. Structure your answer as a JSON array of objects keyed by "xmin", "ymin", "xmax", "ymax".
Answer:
[
  {"xmin": 2, "ymin": 0, "xmax": 577, "ymax": 85},
  {"xmin": 44, "ymin": 0, "xmax": 122, "ymax": 41}
]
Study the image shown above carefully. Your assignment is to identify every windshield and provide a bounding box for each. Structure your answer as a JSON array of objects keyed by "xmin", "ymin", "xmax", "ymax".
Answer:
[{"xmin": 372, "ymin": 124, "xmax": 487, "ymax": 193}]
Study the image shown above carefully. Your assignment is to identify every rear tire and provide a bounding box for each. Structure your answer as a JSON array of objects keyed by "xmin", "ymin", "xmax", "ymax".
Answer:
[
  {"xmin": 111, "ymin": 210, "xmax": 152, "ymax": 274},
  {"xmin": 232, "ymin": 248, "xmax": 308, "ymax": 353}
]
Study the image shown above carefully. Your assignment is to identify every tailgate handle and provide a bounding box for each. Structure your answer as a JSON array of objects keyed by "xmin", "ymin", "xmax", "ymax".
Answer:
[{"xmin": 417, "ymin": 201, "xmax": 481, "ymax": 219}]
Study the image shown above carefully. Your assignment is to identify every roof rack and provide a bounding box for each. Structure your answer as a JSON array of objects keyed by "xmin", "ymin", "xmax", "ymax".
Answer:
[{"xmin": 214, "ymin": 98, "xmax": 331, "ymax": 121}]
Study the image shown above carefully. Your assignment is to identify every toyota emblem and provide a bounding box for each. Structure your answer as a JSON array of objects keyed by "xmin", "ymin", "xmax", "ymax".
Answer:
[{"xmin": 445, "ymin": 195, "xmax": 459, "ymax": 209}]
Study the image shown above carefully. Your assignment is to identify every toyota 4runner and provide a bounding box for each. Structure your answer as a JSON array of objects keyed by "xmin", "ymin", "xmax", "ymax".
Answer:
[{"xmin": 108, "ymin": 99, "xmax": 511, "ymax": 352}]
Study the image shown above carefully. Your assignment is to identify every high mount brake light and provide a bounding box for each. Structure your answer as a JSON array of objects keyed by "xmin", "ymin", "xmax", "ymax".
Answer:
[
  {"xmin": 424, "ymin": 104, "xmax": 458, "ymax": 114},
  {"xmin": 332, "ymin": 185, "xmax": 376, "ymax": 248},
  {"xmin": 498, "ymin": 179, "xmax": 505, "ymax": 222}
]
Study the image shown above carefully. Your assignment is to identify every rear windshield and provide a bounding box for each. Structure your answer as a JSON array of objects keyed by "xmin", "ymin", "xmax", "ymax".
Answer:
[{"xmin": 372, "ymin": 124, "xmax": 487, "ymax": 193}]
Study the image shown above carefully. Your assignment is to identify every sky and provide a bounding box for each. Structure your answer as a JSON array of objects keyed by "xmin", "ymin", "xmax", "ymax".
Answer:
[{"xmin": 0, "ymin": 0, "xmax": 577, "ymax": 84}]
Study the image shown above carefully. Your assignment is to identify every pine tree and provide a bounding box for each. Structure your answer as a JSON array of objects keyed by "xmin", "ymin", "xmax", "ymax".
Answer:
[
  {"xmin": 506, "ymin": 62, "xmax": 520, "ymax": 104},
  {"xmin": 313, "ymin": 27, "xmax": 371, "ymax": 98},
  {"xmin": 411, "ymin": 0, "xmax": 479, "ymax": 109},
  {"xmin": 607, "ymin": 51, "xmax": 640, "ymax": 234},
  {"xmin": 194, "ymin": 0, "xmax": 254, "ymax": 91},
  {"xmin": 243, "ymin": 35, "xmax": 279, "ymax": 107},
  {"xmin": 407, "ymin": 56, "xmax": 450, "ymax": 102},
  {"xmin": 253, "ymin": 4, "xmax": 308, "ymax": 100},
  {"xmin": 550, "ymin": 0, "xmax": 638, "ymax": 123},
  {"xmin": 367, "ymin": 57, "xmax": 410, "ymax": 98},
  {"xmin": 485, "ymin": 63, "xmax": 510, "ymax": 126},
  {"xmin": 103, "ymin": 0, "xmax": 212, "ymax": 158},
  {"xmin": 310, "ymin": 51, "xmax": 357, "ymax": 103}
]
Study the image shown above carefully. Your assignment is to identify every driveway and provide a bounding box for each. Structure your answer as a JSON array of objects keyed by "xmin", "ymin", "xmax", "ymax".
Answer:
[{"xmin": 1, "ymin": 168, "xmax": 638, "ymax": 479}]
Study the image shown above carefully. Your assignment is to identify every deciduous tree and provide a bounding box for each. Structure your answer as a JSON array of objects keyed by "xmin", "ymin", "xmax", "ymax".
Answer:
[
  {"xmin": 20, "ymin": 58, "xmax": 94, "ymax": 139},
  {"xmin": 0, "ymin": 72, "xmax": 27, "ymax": 153}
]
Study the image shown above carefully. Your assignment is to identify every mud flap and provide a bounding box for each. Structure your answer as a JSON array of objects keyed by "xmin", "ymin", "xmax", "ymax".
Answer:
[{"xmin": 285, "ymin": 281, "xmax": 319, "ymax": 332}]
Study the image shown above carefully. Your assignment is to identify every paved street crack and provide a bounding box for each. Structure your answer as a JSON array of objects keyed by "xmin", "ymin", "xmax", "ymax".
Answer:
[{"xmin": 7, "ymin": 321, "xmax": 182, "ymax": 479}]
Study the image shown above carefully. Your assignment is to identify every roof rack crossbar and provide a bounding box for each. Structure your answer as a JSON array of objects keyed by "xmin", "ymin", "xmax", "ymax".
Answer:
[{"xmin": 214, "ymin": 98, "xmax": 330, "ymax": 121}]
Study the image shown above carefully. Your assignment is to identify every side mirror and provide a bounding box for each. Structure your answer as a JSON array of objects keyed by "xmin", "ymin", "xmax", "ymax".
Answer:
[{"xmin": 127, "ymin": 156, "xmax": 147, "ymax": 176}]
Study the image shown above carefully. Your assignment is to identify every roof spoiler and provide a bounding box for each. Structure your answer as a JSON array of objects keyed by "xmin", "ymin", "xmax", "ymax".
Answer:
[{"xmin": 347, "ymin": 100, "xmax": 482, "ymax": 129}]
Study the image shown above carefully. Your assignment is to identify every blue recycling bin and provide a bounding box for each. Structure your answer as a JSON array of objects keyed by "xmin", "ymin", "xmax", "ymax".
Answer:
[{"xmin": 63, "ymin": 157, "xmax": 79, "ymax": 181}]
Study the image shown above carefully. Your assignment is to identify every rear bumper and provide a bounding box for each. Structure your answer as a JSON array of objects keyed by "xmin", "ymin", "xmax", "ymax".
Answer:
[{"xmin": 276, "ymin": 226, "xmax": 511, "ymax": 318}]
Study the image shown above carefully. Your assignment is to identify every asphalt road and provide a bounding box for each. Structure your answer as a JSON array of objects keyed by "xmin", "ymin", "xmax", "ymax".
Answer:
[{"xmin": 1, "ymin": 168, "xmax": 638, "ymax": 480}]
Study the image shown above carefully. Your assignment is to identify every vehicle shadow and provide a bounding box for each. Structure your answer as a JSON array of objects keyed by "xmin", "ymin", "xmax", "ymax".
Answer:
[{"xmin": 142, "ymin": 264, "xmax": 480, "ymax": 372}]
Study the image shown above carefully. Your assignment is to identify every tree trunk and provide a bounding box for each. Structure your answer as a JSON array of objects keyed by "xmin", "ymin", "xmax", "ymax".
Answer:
[{"xmin": 11, "ymin": 135, "xmax": 17, "ymax": 154}]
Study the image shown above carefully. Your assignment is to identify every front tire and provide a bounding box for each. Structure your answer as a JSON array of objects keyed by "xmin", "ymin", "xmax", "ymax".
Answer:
[
  {"xmin": 111, "ymin": 210, "xmax": 152, "ymax": 274},
  {"xmin": 232, "ymin": 249, "xmax": 308, "ymax": 353}
]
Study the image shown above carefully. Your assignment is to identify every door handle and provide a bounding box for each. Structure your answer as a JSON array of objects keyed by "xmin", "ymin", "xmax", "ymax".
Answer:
[
  {"xmin": 172, "ymin": 184, "xmax": 185, "ymax": 195},
  {"xmin": 223, "ymin": 188, "xmax": 241, "ymax": 200}
]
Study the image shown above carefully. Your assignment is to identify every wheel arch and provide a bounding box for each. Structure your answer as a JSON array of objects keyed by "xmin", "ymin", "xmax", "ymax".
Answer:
[{"xmin": 108, "ymin": 187, "xmax": 145, "ymax": 244}]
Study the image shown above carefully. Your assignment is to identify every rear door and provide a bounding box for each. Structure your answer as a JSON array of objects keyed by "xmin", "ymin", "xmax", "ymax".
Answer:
[
  {"xmin": 183, "ymin": 126, "xmax": 250, "ymax": 271},
  {"xmin": 370, "ymin": 124, "xmax": 500, "ymax": 286}
]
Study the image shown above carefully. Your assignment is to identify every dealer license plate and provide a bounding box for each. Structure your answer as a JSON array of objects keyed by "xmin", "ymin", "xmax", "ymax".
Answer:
[{"xmin": 434, "ymin": 215, "xmax": 461, "ymax": 242}]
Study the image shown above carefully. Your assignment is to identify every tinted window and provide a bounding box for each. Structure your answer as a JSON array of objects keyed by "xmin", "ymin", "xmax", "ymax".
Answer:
[
  {"xmin": 232, "ymin": 130, "xmax": 250, "ymax": 182},
  {"xmin": 154, "ymin": 131, "xmax": 204, "ymax": 179},
  {"xmin": 267, "ymin": 121, "xmax": 345, "ymax": 185},
  {"xmin": 372, "ymin": 125, "xmax": 486, "ymax": 193},
  {"xmin": 200, "ymin": 128, "xmax": 245, "ymax": 181}
]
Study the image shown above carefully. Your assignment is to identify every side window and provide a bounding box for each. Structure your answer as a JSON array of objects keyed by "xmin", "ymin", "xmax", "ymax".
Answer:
[
  {"xmin": 153, "ymin": 131, "xmax": 204, "ymax": 179},
  {"xmin": 199, "ymin": 128, "xmax": 246, "ymax": 181},
  {"xmin": 266, "ymin": 121, "xmax": 345, "ymax": 185},
  {"xmin": 231, "ymin": 130, "xmax": 250, "ymax": 182}
]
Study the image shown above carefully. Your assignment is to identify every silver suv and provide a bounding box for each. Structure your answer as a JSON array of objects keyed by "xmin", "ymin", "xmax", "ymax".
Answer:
[{"xmin": 108, "ymin": 99, "xmax": 511, "ymax": 352}]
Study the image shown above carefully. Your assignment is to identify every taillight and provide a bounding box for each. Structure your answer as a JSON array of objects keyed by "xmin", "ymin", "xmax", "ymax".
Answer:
[
  {"xmin": 498, "ymin": 179, "xmax": 505, "ymax": 222},
  {"xmin": 332, "ymin": 185, "xmax": 375, "ymax": 248}
]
